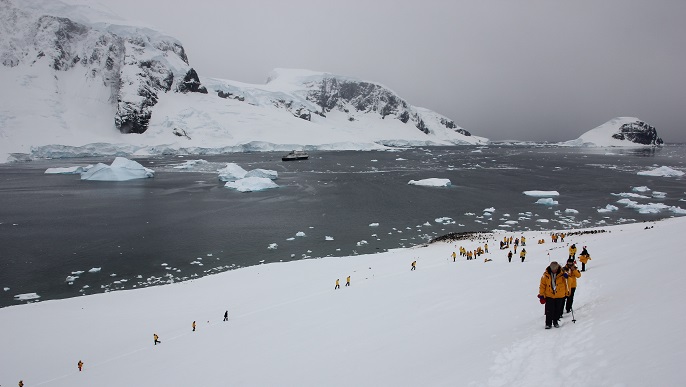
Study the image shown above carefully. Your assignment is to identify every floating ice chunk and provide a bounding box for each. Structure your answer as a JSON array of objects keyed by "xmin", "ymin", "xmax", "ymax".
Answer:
[
  {"xmin": 286, "ymin": 237, "xmax": 295, "ymax": 241},
  {"xmin": 71, "ymin": 271, "xmax": 84, "ymax": 275},
  {"xmin": 408, "ymin": 178, "xmax": 451, "ymax": 187},
  {"xmin": 173, "ymin": 159, "xmax": 208, "ymax": 169},
  {"xmin": 14, "ymin": 292, "xmax": 40, "ymax": 301},
  {"xmin": 637, "ymin": 166, "xmax": 684, "ymax": 177},
  {"xmin": 612, "ymin": 192, "xmax": 651, "ymax": 199},
  {"xmin": 565, "ymin": 209, "xmax": 579, "ymax": 214},
  {"xmin": 245, "ymin": 169, "xmax": 278, "ymax": 180},
  {"xmin": 652, "ymin": 191, "xmax": 667, "ymax": 199},
  {"xmin": 369, "ymin": 223, "xmax": 380, "ymax": 227},
  {"xmin": 536, "ymin": 219, "xmax": 550, "ymax": 223},
  {"xmin": 633, "ymin": 186, "xmax": 651, "ymax": 193},
  {"xmin": 88, "ymin": 267, "xmax": 101, "ymax": 273},
  {"xmin": 3, "ymin": 287, "xmax": 9, "ymax": 291},
  {"xmin": 357, "ymin": 240, "xmax": 368, "ymax": 246},
  {"xmin": 81, "ymin": 157, "xmax": 154, "ymax": 181},
  {"xmin": 535, "ymin": 198, "xmax": 559, "ymax": 205},
  {"xmin": 268, "ymin": 243, "xmax": 278, "ymax": 250},
  {"xmin": 295, "ymin": 231, "xmax": 307, "ymax": 237},
  {"xmin": 484, "ymin": 207, "xmax": 495, "ymax": 212},
  {"xmin": 66, "ymin": 275, "xmax": 79, "ymax": 282},
  {"xmin": 597, "ymin": 205, "xmax": 619, "ymax": 213},
  {"xmin": 423, "ymin": 222, "xmax": 431, "ymax": 226},
  {"xmin": 505, "ymin": 220, "xmax": 518, "ymax": 224},
  {"xmin": 225, "ymin": 177, "xmax": 278, "ymax": 192},
  {"xmin": 435, "ymin": 217, "xmax": 454, "ymax": 224},
  {"xmin": 325, "ymin": 236, "xmax": 334, "ymax": 241},
  {"xmin": 524, "ymin": 191, "xmax": 560, "ymax": 197},
  {"xmin": 217, "ymin": 163, "xmax": 248, "ymax": 182},
  {"xmin": 396, "ymin": 158, "xmax": 407, "ymax": 161},
  {"xmin": 45, "ymin": 166, "xmax": 88, "ymax": 174}
]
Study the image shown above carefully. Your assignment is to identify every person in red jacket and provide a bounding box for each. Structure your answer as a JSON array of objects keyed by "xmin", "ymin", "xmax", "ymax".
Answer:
[{"xmin": 538, "ymin": 261, "xmax": 569, "ymax": 329}]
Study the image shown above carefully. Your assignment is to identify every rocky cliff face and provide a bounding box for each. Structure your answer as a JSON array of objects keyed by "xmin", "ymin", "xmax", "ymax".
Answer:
[
  {"xmin": 0, "ymin": 0, "xmax": 206, "ymax": 134},
  {"xmin": 305, "ymin": 76, "xmax": 471, "ymax": 136},
  {"xmin": 611, "ymin": 120, "xmax": 663, "ymax": 146}
]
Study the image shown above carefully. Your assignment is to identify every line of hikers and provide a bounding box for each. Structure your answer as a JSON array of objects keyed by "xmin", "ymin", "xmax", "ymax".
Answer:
[{"xmin": 538, "ymin": 245, "xmax": 592, "ymax": 329}]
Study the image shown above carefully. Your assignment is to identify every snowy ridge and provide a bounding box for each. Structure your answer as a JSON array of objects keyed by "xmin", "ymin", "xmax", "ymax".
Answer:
[
  {"xmin": 0, "ymin": 1, "xmax": 486, "ymax": 163},
  {"xmin": 1, "ymin": 216, "xmax": 684, "ymax": 385},
  {"xmin": 562, "ymin": 117, "xmax": 664, "ymax": 147}
]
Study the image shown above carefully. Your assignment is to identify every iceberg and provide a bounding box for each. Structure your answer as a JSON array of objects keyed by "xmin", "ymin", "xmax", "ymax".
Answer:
[
  {"xmin": 408, "ymin": 178, "xmax": 451, "ymax": 187},
  {"xmin": 245, "ymin": 169, "xmax": 278, "ymax": 180},
  {"xmin": 535, "ymin": 198, "xmax": 558, "ymax": 206},
  {"xmin": 80, "ymin": 157, "xmax": 154, "ymax": 181},
  {"xmin": 218, "ymin": 163, "xmax": 248, "ymax": 182},
  {"xmin": 45, "ymin": 166, "xmax": 91, "ymax": 174},
  {"xmin": 523, "ymin": 191, "xmax": 560, "ymax": 197},
  {"xmin": 224, "ymin": 177, "xmax": 278, "ymax": 192},
  {"xmin": 637, "ymin": 166, "xmax": 684, "ymax": 177}
]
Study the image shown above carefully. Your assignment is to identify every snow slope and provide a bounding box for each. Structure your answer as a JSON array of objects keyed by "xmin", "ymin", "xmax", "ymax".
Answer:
[
  {"xmin": 562, "ymin": 117, "xmax": 663, "ymax": 147},
  {"xmin": 1, "ymin": 217, "xmax": 684, "ymax": 386}
]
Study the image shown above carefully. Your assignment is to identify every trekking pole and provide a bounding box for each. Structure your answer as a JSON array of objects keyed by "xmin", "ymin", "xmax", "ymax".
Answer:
[{"xmin": 571, "ymin": 307, "xmax": 576, "ymax": 323}]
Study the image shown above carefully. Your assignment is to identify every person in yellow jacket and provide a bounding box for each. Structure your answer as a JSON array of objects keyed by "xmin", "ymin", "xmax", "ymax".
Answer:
[
  {"xmin": 154, "ymin": 333, "xmax": 160, "ymax": 345},
  {"xmin": 520, "ymin": 248, "xmax": 526, "ymax": 262},
  {"xmin": 335, "ymin": 279, "xmax": 340, "ymax": 289},
  {"xmin": 452, "ymin": 251, "xmax": 457, "ymax": 262},
  {"xmin": 563, "ymin": 258, "xmax": 581, "ymax": 313},
  {"xmin": 538, "ymin": 261, "xmax": 568, "ymax": 329},
  {"xmin": 192, "ymin": 321, "xmax": 196, "ymax": 332},
  {"xmin": 346, "ymin": 275, "xmax": 351, "ymax": 287},
  {"xmin": 578, "ymin": 246, "xmax": 591, "ymax": 271},
  {"xmin": 411, "ymin": 260, "xmax": 416, "ymax": 270},
  {"xmin": 19, "ymin": 380, "xmax": 24, "ymax": 387},
  {"xmin": 569, "ymin": 244, "xmax": 577, "ymax": 259},
  {"xmin": 484, "ymin": 243, "xmax": 489, "ymax": 253},
  {"xmin": 521, "ymin": 236, "xmax": 526, "ymax": 246},
  {"xmin": 78, "ymin": 360, "xmax": 84, "ymax": 371}
]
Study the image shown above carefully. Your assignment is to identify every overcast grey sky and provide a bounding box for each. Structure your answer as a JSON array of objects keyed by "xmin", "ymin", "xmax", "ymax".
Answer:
[{"xmin": 95, "ymin": 0, "xmax": 685, "ymax": 142}]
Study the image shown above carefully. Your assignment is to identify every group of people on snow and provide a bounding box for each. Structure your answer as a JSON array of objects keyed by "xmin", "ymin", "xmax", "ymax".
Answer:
[{"xmin": 538, "ymin": 245, "xmax": 592, "ymax": 329}]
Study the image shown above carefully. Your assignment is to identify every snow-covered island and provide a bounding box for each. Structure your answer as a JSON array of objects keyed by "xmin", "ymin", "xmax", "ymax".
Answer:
[
  {"xmin": 2, "ymin": 216, "xmax": 685, "ymax": 386},
  {"xmin": 562, "ymin": 117, "xmax": 664, "ymax": 147}
]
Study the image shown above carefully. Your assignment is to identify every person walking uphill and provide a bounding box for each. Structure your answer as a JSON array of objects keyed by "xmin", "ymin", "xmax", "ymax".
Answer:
[
  {"xmin": 346, "ymin": 275, "xmax": 351, "ymax": 287},
  {"xmin": 579, "ymin": 246, "xmax": 592, "ymax": 271},
  {"xmin": 411, "ymin": 260, "xmax": 416, "ymax": 271},
  {"xmin": 192, "ymin": 321, "xmax": 196, "ymax": 332},
  {"xmin": 569, "ymin": 244, "xmax": 577, "ymax": 260},
  {"xmin": 520, "ymin": 248, "xmax": 526, "ymax": 262},
  {"xmin": 224, "ymin": 310, "xmax": 229, "ymax": 321},
  {"xmin": 335, "ymin": 279, "xmax": 340, "ymax": 289},
  {"xmin": 78, "ymin": 359, "xmax": 84, "ymax": 371},
  {"xmin": 154, "ymin": 333, "xmax": 161, "ymax": 345},
  {"xmin": 564, "ymin": 258, "xmax": 581, "ymax": 313},
  {"xmin": 538, "ymin": 261, "xmax": 569, "ymax": 329}
]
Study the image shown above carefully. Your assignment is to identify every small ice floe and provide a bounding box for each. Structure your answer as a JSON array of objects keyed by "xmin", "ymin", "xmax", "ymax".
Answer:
[
  {"xmin": 325, "ymin": 236, "xmax": 334, "ymax": 241},
  {"xmin": 423, "ymin": 222, "xmax": 431, "ymax": 226},
  {"xmin": 565, "ymin": 209, "xmax": 579, "ymax": 214},
  {"xmin": 633, "ymin": 186, "xmax": 651, "ymax": 193},
  {"xmin": 245, "ymin": 169, "xmax": 278, "ymax": 180},
  {"xmin": 14, "ymin": 293, "xmax": 40, "ymax": 301},
  {"xmin": 356, "ymin": 240, "xmax": 368, "ymax": 246},
  {"xmin": 597, "ymin": 204, "xmax": 619, "ymax": 213},
  {"xmin": 161, "ymin": 263, "xmax": 168, "ymax": 266},
  {"xmin": 296, "ymin": 231, "xmax": 306, "ymax": 237},
  {"xmin": 225, "ymin": 177, "xmax": 278, "ymax": 192},
  {"xmin": 173, "ymin": 159, "xmax": 208, "ymax": 169},
  {"xmin": 81, "ymin": 157, "xmax": 154, "ymax": 181},
  {"xmin": 523, "ymin": 191, "xmax": 560, "ymax": 197},
  {"xmin": 286, "ymin": 237, "xmax": 295, "ymax": 241},
  {"xmin": 612, "ymin": 192, "xmax": 650, "ymax": 199},
  {"xmin": 536, "ymin": 219, "xmax": 550, "ymax": 223},
  {"xmin": 45, "ymin": 166, "xmax": 89, "ymax": 174},
  {"xmin": 396, "ymin": 158, "xmax": 407, "ymax": 161},
  {"xmin": 207, "ymin": 253, "xmax": 213, "ymax": 257},
  {"xmin": 484, "ymin": 207, "xmax": 495, "ymax": 213},
  {"xmin": 637, "ymin": 166, "xmax": 684, "ymax": 177},
  {"xmin": 88, "ymin": 267, "xmax": 101, "ymax": 273},
  {"xmin": 652, "ymin": 191, "xmax": 667, "ymax": 199},
  {"xmin": 268, "ymin": 243, "xmax": 278, "ymax": 250},
  {"xmin": 535, "ymin": 198, "xmax": 559, "ymax": 205},
  {"xmin": 616, "ymin": 199, "xmax": 686, "ymax": 215},
  {"xmin": 465, "ymin": 212, "xmax": 476, "ymax": 216},
  {"xmin": 65, "ymin": 275, "xmax": 79, "ymax": 283},
  {"xmin": 71, "ymin": 270, "xmax": 84, "ymax": 275},
  {"xmin": 435, "ymin": 217, "xmax": 454, "ymax": 224},
  {"xmin": 369, "ymin": 223, "xmax": 380, "ymax": 227},
  {"xmin": 408, "ymin": 178, "xmax": 451, "ymax": 187},
  {"xmin": 110, "ymin": 273, "xmax": 117, "ymax": 277},
  {"xmin": 217, "ymin": 163, "xmax": 248, "ymax": 182},
  {"xmin": 505, "ymin": 220, "xmax": 518, "ymax": 225}
]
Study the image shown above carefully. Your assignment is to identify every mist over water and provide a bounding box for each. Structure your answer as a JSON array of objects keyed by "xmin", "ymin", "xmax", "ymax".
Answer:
[{"xmin": 1, "ymin": 145, "xmax": 684, "ymax": 307}]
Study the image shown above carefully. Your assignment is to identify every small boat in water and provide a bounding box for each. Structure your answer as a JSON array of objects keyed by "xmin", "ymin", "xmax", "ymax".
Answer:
[{"xmin": 282, "ymin": 150, "xmax": 309, "ymax": 161}]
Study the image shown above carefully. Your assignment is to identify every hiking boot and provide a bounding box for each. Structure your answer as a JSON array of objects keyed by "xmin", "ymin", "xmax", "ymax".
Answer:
[
  {"xmin": 553, "ymin": 322, "xmax": 560, "ymax": 328},
  {"xmin": 545, "ymin": 325, "xmax": 552, "ymax": 329}
]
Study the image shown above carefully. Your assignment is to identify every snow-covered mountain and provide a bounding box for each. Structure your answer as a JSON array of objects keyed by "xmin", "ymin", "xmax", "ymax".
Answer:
[
  {"xmin": 0, "ymin": 0, "xmax": 486, "ymax": 162},
  {"xmin": 562, "ymin": 117, "xmax": 664, "ymax": 147}
]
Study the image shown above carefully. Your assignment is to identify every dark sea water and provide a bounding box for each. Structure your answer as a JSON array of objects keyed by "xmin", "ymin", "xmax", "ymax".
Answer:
[{"xmin": 1, "ymin": 145, "xmax": 685, "ymax": 307}]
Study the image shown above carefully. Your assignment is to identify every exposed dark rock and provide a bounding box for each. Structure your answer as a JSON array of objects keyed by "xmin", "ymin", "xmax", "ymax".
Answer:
[
  {"xmin": 172, "ymin": 128, "xmax": 191, "ymax": 139},
  {"xmin": 611, "ymin": 120, "xmax": 663, "ymax": 145},
  {"xmin": 177, "ymin": 68, "xmax": 207, "ymax": 94}
]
